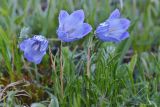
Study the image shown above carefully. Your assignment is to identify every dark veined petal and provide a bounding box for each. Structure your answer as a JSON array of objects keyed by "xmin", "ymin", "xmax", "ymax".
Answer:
[
  {"xmin": 69, "ymin": 23, "xmax": 92, "ymax": 38},
  {"xmin": 40, "ymin": 40, "xmax": 48, "ymax": 52},
  {"xmin": 59, "ymin": 10, "xmax": 69, "ymax": 25},
  {"xmin": 109, "ymin": 9, "xmax": 120, "ymax": 19},
  {"xmin": 32, "ymin": 35, "xmax": 48, "ymax": 52}
]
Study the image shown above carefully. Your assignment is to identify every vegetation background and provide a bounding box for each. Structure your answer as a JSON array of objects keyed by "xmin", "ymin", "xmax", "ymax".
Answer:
[{"xmin": 0, "ymin": 0, "xmax": 160, "ymax": 106}]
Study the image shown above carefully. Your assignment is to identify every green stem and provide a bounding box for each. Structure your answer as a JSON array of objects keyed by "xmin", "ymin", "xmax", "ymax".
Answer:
[
  {"xmin": 86, "ymin": 36, "xmax": 92, "ymax": 106},
  {"xmin": 87, "ymin": 47, "xmax": 90, "ymax": 77},
  {"xmin": 34, "ymin": 64, "xmax": 39, "ymax": 82},
  {"xmin": 60, "ymin": 41, "xmax": 63, "ymax": 97}
]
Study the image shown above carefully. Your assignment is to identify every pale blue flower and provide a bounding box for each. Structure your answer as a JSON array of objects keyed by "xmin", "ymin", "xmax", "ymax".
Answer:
[
  {"xmin": 57, "ymin": 10, "xmax": 92, "ymax": 42},
  {"xmin": 95, "ymin": 9, "xmax": 130, "ymax": 42},
  {"xmin": 19, "ymin": 35, "xmax": 48, "ymax": 64}
]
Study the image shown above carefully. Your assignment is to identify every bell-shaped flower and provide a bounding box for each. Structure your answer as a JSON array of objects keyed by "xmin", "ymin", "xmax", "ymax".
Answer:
[
  {"xmin": 95, "ymin": 9, "xmax": 130, "ymax": 42},
  {"xmin": 19, "ymin": 35, "xmax": 48, "ymax": 64},
  {"xmin": 57, "ymin": 10, "xmax": 92, "ymax": 42}
]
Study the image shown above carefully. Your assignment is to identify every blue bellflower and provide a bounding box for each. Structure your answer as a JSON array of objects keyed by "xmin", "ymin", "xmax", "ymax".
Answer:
[
  {"xmin": 57, "ymin": 10, "xmax": 92, "ymax": 42},
  {"xmin": 19, "ymin": 35, "xmax": 48, "ymax": 64},
  {"xmin": 95, "ymin": 9, "xmax": 130, "ymax": 42}
]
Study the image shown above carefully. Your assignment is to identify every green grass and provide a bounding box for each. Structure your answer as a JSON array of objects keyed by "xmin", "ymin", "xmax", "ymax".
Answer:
[{"xmin": 0, "ymin": 0, "xmax": 160, "ymax": 106}]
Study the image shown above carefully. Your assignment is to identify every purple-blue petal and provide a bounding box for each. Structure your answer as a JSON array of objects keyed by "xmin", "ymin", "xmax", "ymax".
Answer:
[
  {"xmin": 95, "ymin": 22, "xmax": 109, "ymax": 34},
  {"xmin": 119, "ymin": 18, "xmax": 130, "ymax": 30},
  {"xmin": 69, "ymin": 10, "xmax": 84, "ymax": 24},
  {"xmin": 40, "ymin": 41, "xmax": 48, "ymax": 52},
  {"xmin": 109, "ymin": 9, "xmax": 120, "ymax": 19},
  {"xmin": 57, "ymin": 29, "xmax": 77, "ymax": 42},
  {"xmin": 107, "ymin": 19, "xmax": 129, "ymax": 35},
  {"xmin": 32, "ymin": 35, "xmax": 48, "ymax": 52},
  {"xmin": 120, "ymin": 32, "xmax": 129, "ymax": 40},
  {"xmin": 58, "ymin": 36, "xmax": 78, "ymax": 42},
  {"xmin": 70, "ymin": 23, "xmax": 92, "ymax": 38},
  {"xmin": 59, "ymin": 10, "xmax": 69, "ymax": 25},
  {"xmin": 24, "ymin": 51, "xmax": 45, "ymax": 64},
  {"xmin": 63, "ymin": 10, "xmax": 84, "ymax": 29},
  {"xmin": 57, "ymin": 28, "xmax": 66, "ymax": 38},
  {"xmin": 96, "ymin": 32, "xmax": 120, "ymax": 42},
  {"xmin": 19, "ymin": 39, "xmax": 34, "ymax": 51}
]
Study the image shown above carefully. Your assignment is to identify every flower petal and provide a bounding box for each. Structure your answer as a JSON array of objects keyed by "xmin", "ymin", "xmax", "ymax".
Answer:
[
  {"xmin": 57, "ymin": 29, "xmax": 77, "ymax": 42},
  {"xmin": 109, "ymin": 9, "xmax": 120, "ymax": 19},
  {"xmin": 64, "ymin": 10, "xmax": 84, "ymax": 28},
  {"xmin": 70, "ymin": 23, "xmax": 92, "ymax": 38},
  {"xmin": 24, "ymin": 51, "xmax": 46, "ymax": 64},
  {"xmin": 59, "ymin": 36, "xmax": 78, "ymax": 42},
  {"xmin": 95, "ymin": 22, "xmax": 109, "ymax": 35},
  {"xmin": 108, "ymin": 18, "xmax": 130, "ymax": 35},
  {"xmin": 120, "ymin": 18, "xmax": 130, "ymax": 30},
  {"xmin": 70, "ymin": 10, "xmax": 84, "ymax": 24},
  {"xmin": 32, "ymin": 35, "xmax": 48, "ymax": 52},
  {"xmin": 96, "ymin": 31, "xmax": 120, "ymax": 42},
  {"xmin": 40, "ymin": 40, "xmax": 48, "ymax": 52},
  {"xmin": 120, "ymin": 32, "xmax": 129, "ymax": 40},
  {"xmin": 59, "ymin": 10, "xmax": 69, "ymax": 25},
  {"xmin": 19, "ymin": 39, "xmax": 34, "ymax": 51}
]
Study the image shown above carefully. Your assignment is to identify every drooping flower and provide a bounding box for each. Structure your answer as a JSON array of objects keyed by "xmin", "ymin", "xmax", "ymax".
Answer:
[
  {"xmin": 19, "ymin": 35, "xmax": 48, "ymax": 64},
  {"xmin": 95, "ymin": 9, "xmax": 130, "ymax": 42},
  {"xmin": 57, "ymin": 10, "xmax": 92, "ymax": 42}
]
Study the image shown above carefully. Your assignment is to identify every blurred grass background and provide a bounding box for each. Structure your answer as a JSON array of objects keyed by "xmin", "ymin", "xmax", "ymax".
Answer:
[{"xmin": 0, "ymin": 0, "xmax": 160, "ymax": 106}]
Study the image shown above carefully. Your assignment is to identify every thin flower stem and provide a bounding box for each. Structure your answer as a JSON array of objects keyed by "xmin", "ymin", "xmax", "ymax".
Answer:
[
  {"xmin": 87, "ymin": 47, "xmax": 90, "ymax": 77},
  {"xmin": 86, "ymin": 46, "xmax": 90, "ymax": 106},
  {"xmin": 47, "ymin": 38, "xmax": 61, "ymax": 41},
  {"xmin": 86, "ymin": 37, "xmax": 92, "ymax": 106},
  {"xmin": 60, "ymin": 41, "xmax": 63, "ymax": 97},
  {"xmin": 35, "ymin": 64, "xmax": 39, "ymax": 82},
  {"xmin": 49, "ymin": 46, "xmax": 56, "ymax": 71},
  {"xmin": 87, "ymin": 37, "xmax": 92, "ymax": 78}
]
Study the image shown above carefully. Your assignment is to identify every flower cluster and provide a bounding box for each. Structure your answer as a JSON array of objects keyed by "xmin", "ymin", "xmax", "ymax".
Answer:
[{"xmin": 20, "ymin": 9, "xmax": 130, "ymax": 64}]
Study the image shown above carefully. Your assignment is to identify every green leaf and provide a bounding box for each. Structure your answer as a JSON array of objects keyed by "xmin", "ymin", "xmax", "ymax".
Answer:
[
  {"xmin": 49, "ymin": 97, "xmax": 59, "ymax": 107},
  {"xmin": 128, "ymin": 54, "xmax": 137, "ymax": 72}
]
